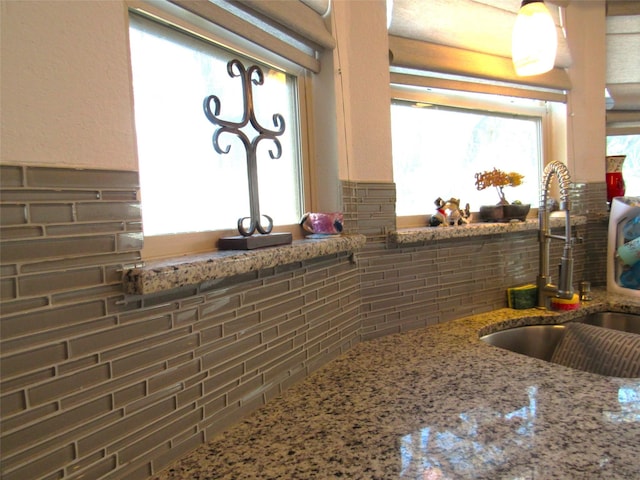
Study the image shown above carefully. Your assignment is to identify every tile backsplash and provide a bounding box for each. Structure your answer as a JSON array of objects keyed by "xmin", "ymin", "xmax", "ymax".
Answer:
[{"xmin": 0, "ymin": 164, "xmax": 606, "ymax": 479}]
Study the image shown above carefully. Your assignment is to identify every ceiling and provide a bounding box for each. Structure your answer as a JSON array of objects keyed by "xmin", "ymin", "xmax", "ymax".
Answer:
[{"xmin": 387, "ymin": 0, "xmax": 640, "ymax": 111}]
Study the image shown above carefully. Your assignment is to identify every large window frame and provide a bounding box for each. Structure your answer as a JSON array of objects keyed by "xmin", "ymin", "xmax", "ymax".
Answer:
[
  {"xmin": 391, "ymin": 83, "xmax": 558, "ymax": 229},
  {"xmin": 126, "ymin": 1, "xmax": 315, "ymax": 260}
]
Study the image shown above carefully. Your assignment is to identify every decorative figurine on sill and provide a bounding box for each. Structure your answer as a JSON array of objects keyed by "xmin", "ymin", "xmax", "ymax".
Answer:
[
  {"xmin": 429, "ymin": 197, "xmax": 447, "ymax": 226},
  {"xmin": 300, "ymin": 212, "xmax": 344, "ymax": 235},
  {"xmin": 429, "ymin": 197, "xmax": 471, "ymax": 226}
]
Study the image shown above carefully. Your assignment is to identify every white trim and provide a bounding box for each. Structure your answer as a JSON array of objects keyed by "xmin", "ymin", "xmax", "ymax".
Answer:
[{"xmin": 127, "ymin": 0, "xmax": 309, "ymax": 75}]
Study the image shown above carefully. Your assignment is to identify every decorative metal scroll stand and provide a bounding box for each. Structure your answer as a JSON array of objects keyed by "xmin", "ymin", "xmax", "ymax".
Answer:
[{"xmin": 204, "ymin": 59, "xmax": 292, "ymax": 250}]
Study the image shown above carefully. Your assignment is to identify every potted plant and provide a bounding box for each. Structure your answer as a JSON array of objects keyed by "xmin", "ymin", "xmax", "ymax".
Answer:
[{"xmin": 474, "ymin": 168, "xmax": 530, "ymax": 222}]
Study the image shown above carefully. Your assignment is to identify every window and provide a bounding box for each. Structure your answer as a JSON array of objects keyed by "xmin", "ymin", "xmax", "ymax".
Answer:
[
  {"xmin": 607, "ymin": 134, "xmax": 640, "ymax": 196},
  {"xmin": 128, "ymin": 11, "xmax": 307, "ymax": 257},
  {"xmin": 391, "ymin": 86, "xmax": 554, "ymax": 226}
]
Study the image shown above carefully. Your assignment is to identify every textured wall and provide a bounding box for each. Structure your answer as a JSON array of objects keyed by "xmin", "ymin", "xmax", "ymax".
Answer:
[
  {"xmin": 0, "ymin": 166, "xmax": 607, "ymax": 479},
  {"xmin": 0, "ymin": 165, "xmax": 361, "ymax": 479}
]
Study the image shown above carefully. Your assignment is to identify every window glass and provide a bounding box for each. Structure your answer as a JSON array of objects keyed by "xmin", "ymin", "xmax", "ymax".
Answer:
[
  {"xmin": 391, "ymin": 93, "xmax": 544, "ymax": 217},
  {"xmin": 129, "ymin": 14, "xmax": 303, "ymax": 236},
  {"xmin": 607, "ymin": 135, "xmax": 640, "ymax": 196}
]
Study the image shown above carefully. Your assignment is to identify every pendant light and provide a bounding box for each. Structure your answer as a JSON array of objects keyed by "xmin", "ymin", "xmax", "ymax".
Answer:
[{"xmin": 512, "ymin": 0, "xmax": 558, "ymax": 76}]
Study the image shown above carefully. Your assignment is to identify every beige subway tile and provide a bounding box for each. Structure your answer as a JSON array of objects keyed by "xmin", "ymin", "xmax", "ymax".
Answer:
[
  {"xmin": 199, "ymin": 294, "xmax": 241, "ymax": 319},
  {"xmin": 125, "ymin": 384, "xmax": 182, "ymax": 414},
  {"xmin": 1, "ymin": 402, "xmax": 58, "ymax": 434},
  {"xmin": 0, "ymin": 390, "xmax": 25, "ymax": 417},
  {"xmin": 0, "ymin": 343, "xmax": 67, "ymax": 379},
  {"xmin": 1, "ymin": 395, "xmax": 112, "ymax": 457},
  {"xmin": 101, "ymin": 190, "xmax": 138, "ymax": 201},
  {"xmin": 28, "ymin": 363, "xmax": 111, "ymax": 406},
  {"xmin": 0, "ymin": 300, "xmax": 105, "ymax": 340},
  {"xmin": 243, "ymin": 279, "xmax": 291, "ymax": 304},
  {"xmin": 246, "ymin": 339, "xmax": 299, "ymax": 374},
  {"xmin": 1, "ymin": 188, "xmax": 100, "ymax": 202},
  {"xmin": 19, "ymin": 251, "xmax": 140, "ymax": 275},
  {"xmin": 1, "ymin": 444, "xmax": 74, "ymax": 480},
  {"xmin": 117, "ymin": 232, "xmax": 144, "ymax": 251},
  {"xmin": 223, "ymin": 311, "xmax": 260, "ymax": 336},
  {"xmin": 259, "ymin": 295, "xmax": 305, "ymax": 321},
  {"xmin": 0, "ymin": 225, "xmax": 44, "ymax": 240},
  {"xmin": 202, "ymin": 397, "xmax": 262, "ymax": 438},
  {"xmin": 63, "ymin": 449, "xmax": 104, "ymax": 477},
  {"xmin": 46, "ymin": 221, "xmax": 126, "ymax": 237},
  {"xmin": 76, "ymin": 202, "xmax": 141, "ymax": 222},
  {"xmin": 227, "ymin": 375, "xmax": 264, "ymax": 405},
  {"xmin": 151, "ymin": 431, "xmax": 204, "ymax": 476},
  {"xmin": 119, "ymin": 408, "xmax": 201, "ymax": 464},
  {"xmin": 1, "ymin": 277, "xmax": 17, "ymax": 301},
  {"xmin": 177, "ymin": 383, "xmax": 203, "ymax": 407},
  {"xmin": 148, "ymin": 360, "xmax": 201, "ymax": 394},
  {"xmin": 119, "ymin": 302, "xmax": 178, "ymax": 323},
  {"xmin": 19, "ymin": 267, "xmax": 103, "ymax": 297},
  {"xmin": 202, "ymin": 364, "xmax": 243, "ymax": 399},
  {"xmin": 66, "ymin": 455, "xmax": 116, "ymax": 480},
  {"xmin": 26, "ymin": 167, "xmax": 138, "ymax": 189},
  {"xmin": 107, "ymin": 403, "xmax": 197, "ymax": 458},
  {"xmin": 0, "ymin": 204, "xmax": 26, "ymax": 225},
  {"xmin": 77, "ymin": 397, "xmax": 174, "ymax": 457},
  {"xmin": 63, "ymin": 364, "xmax": 162, "ymax": 409},
  {"xmin": 0, "ymin": 367, "xmax": 55, "ymax": 396},
  {"xmin": 1, "ymin": 235, "xmax": 116, "ymax": 263},
  {"xmin": 200, "ymin": 333, "xmax": 262, "ymax": 371},
  {"xmin": 110, "ymin": 333, "xmax": 198, "ymax": 377},
  {"xmin": 113, "ymin": 382, "xmax": 146, "ymax": 409},
  {"xmin": 69, "ymin": 316, "xmax": 171, "ymax": 357},
  {"xmin": 57, "ymin": 354, "xmax": 99, "ymax": 376},
  {"xmin": 2, "ymin": 316, "xmax": 116, "ymax": 356},
  {"xmin": 101, "ymin": 461, "xmax": 151, "ymax": 480},
  {"xmin": 0, "ymin": 165, "xmax": 24, "ymax": 187},
  {"xmin": 29, "ymin": 203, "xmax": 74, "ymax": 223},
  {"xmin": 174, "ymin": 307, "xmax": 198, "ymax": 327}
]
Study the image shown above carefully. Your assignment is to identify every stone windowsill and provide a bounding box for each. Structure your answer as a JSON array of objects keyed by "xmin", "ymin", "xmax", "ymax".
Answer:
[
  {"xmin": 124, "ymin": 234, "xmax": 367, "ymax": 296},
  {"xmin": 389, "ymin": 215, "xmax": 588, "ymax": 245}
]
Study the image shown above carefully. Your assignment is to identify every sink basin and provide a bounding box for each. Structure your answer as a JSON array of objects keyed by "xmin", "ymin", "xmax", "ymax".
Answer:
[
  {"xmin": 480, "ymin": 324, "xmax": 565, "ymax": 361},
  {"xmin": 574, "ymin": 311, "xmax": 640, "ymax": 335},
  {"xmin": 480, "ymin": 312, "xmax": 640, "ymax": 377}
]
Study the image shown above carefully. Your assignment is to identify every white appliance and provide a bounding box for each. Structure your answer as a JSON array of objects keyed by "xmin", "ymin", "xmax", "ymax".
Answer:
[{"xmin": 607, "ymin": 196, "xmax": 640, "ymax": 298}]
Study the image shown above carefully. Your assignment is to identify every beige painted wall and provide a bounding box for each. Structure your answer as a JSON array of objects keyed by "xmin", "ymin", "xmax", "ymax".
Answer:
[
  {"xmin": 331, "ymin": 0, "xmax": 394, "ymax": 183},
  {"xmin": 566, "ymin": 1, "xmax": 607, "ymax": 183},
  {"xmin": 1, "ymin": 0, "xmax": 138, "ymax": 171},
  {"xmin": 1, "ymin": 0, "xmax": 606, "ymax": 183}
]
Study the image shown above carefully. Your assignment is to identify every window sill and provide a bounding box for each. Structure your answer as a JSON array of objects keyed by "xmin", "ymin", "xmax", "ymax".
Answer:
[
  {"xmin": 389, "ymin": 216, "xmax": 588, "ymax": 245},
  {"xmin": 123, "ymin": 234, "xmax": 367, "ymax": 296}
]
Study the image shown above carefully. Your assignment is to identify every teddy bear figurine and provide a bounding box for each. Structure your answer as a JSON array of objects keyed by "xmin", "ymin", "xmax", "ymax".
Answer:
[{"xmin": 429, "ymin": 197, "xmax": 471, "ymax": 227}]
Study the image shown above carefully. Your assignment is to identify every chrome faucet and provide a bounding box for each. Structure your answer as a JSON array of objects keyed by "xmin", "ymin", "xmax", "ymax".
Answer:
[{"xmin": 537, "ymin": 161, "xmax": 575, "ymax": 309}]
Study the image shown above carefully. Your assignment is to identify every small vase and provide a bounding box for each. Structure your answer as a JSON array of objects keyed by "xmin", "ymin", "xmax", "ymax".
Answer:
[{"xmin": 606, "ymin": 155, "xmax": 626, "ymax": 204}]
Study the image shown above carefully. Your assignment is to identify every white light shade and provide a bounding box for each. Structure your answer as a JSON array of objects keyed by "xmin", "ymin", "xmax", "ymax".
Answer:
[{"xmin": 512, "ymin": 1, "xmax": 558, "ymax": 76}]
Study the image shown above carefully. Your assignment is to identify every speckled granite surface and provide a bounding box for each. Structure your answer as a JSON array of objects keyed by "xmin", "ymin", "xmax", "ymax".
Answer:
[
  {"xmin": 390, "ymin": 216, "xmax": 587, "ymax": 244},
  {"xmin": 153, "ymin": 290, "xmax": 640, "ymax": 479},
  {"xmin": 124, "ymin": 234, "xmax": 366, "ymax": 295}
]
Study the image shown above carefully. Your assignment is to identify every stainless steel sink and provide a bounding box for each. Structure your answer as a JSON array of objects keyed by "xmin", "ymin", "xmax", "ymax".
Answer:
[
  {"xmin": 480, "ymin": 324, "xmax": 565, "ymax": 361},
  {"xmin": 479, "ymin": 311, "xmax": 640, "ymax": 377},
  {"xmin": 575, "ymin": 311, "xmax": 640, "ymax": 335}
]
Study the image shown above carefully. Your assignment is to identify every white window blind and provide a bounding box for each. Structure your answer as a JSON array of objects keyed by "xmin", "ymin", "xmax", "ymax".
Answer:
[
  {"xmin": 388, "ymin": 0, "xmax": 572, "ymax": 95},
  {"xmin": 168, "ymin": 0, "xmax": 335, "ymax": 73}
]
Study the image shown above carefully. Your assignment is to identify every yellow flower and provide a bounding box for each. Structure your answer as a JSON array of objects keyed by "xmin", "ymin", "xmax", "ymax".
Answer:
[{"xmin": 475, "ymin": 168, "xmax": 524, "ymax": 205}]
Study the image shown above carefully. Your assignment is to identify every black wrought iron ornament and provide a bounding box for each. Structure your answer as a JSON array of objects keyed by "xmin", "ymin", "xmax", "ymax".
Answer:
[{"xmin": 204, "ymin": 59, "xmax": 290, "ymax": 248}]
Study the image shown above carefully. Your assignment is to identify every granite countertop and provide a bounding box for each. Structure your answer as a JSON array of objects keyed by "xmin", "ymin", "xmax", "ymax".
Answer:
[
  {"xmin": 154, "ymin": 289, "xmax": 640, "ymax": 479},
  {"xmin": 124, "ymin": 234, "xmax": 366, "ymax": 296},
  {"xmin": 389, "ymin": 215, "xmax": 588, "ymax": 245}
]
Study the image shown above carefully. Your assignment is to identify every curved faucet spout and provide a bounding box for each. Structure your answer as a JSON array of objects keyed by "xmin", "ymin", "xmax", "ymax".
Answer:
[{"xmin": 537, "ymin": 161, "xmax": 574, "ymax": 309}]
